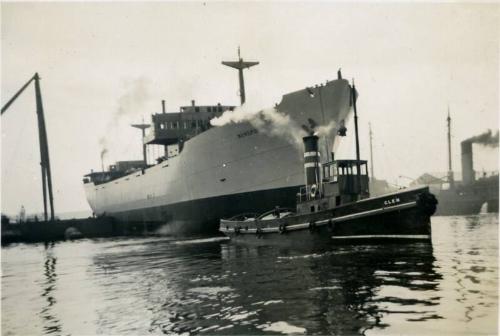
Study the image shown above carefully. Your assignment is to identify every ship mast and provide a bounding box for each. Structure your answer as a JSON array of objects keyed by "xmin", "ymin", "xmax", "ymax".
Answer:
[
  {"xmin": 1, "ymin": 73, "xmax": 55, "ymax": 221},
  {"xmin": 369, "ymin": 122, "xmax": 374, "ymax": 179},
  {"xmin": 222, "ymin": 47, "xmax": 259, "ymax": 105},
  {"xmin": 131, "ymin": 120, "xmax": 150, "ymax": 166},
  {"xmin": 447, "ymin": 107, "xmax": 454, "ymax": 186},
  {"xmin": 351, "ymin": 80, "xmax": 362, "ymax": 197}
]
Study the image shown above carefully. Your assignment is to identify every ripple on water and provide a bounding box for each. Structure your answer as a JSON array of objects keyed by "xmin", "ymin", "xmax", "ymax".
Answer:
[
  {"xmin": 188, "ymin": 286, "xmax": 234, "ymax": 295},
  {"xmin": 258, "ymin": 321, "xmax": 307, "ymax": 334},
  {"xmin": 1, "ymin": 215, "xmax": 497, "ymax": 335}
]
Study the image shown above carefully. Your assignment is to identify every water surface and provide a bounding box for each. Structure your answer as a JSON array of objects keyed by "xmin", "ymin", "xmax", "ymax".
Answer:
[{"xmin": 2, "ymin": 214, "xmax": 498, "ymax": 335}]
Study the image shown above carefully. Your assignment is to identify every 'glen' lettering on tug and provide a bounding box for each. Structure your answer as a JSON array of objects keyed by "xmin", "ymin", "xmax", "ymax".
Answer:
[{"xmin": 384, "ymin": 198, "xmax": 401, "ymax": 206}]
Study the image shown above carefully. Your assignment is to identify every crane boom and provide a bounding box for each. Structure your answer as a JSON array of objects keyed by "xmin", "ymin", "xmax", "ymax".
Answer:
[
  {"xmin": 1, "ymin": 73, "xmax": 55, "ymax": 221},
  {"xmin": 1, "ymin": 75, "xmax": 35, "ymax": 115}
]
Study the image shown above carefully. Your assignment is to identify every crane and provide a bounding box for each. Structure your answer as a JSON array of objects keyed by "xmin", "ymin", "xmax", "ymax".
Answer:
[{"xmin": 1, "ymin": 73, "xmax": 55, "ymax": 221}]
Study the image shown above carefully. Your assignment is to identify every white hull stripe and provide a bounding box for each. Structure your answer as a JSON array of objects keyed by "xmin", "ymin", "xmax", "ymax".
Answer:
[
  {"xmin": 331, "ymin": 234, "xmax": 430, "ymax": 240},
  {"xmin": 304, "ymin": 152, "xmax": 320, "ymax": 157},
  {"xmin": 220, "ymin": 201, "xmax": 418, "ymax": 234},
  {"xmin": 304, "ymin": 162, "xmax": 321, "ymax": 168}
]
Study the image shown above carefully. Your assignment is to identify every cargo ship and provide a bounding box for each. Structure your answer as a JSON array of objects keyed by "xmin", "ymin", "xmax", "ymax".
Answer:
[
  {"xmin": 83, "ymin": 56, "xmax": 353, "ymax": 234},
  {"xmin": 410, "ymin": 113, "xmax": 499, "ymax": 216}
]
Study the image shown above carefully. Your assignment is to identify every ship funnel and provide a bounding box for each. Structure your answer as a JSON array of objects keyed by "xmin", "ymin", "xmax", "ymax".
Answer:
[
  {"xmin": 303, "ymin": 135, "xmax": 322, "ymax": 198},
  {"xmin": 461, "ymin": 140, "xmax": 475, "ymax": 185}
]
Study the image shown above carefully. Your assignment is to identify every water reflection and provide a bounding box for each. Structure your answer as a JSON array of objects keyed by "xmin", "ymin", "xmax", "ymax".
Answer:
[
  {"xmin": 220, "ymin": 242, "xmax": 442, "ymax": 335},
  {"xmin": 39, "ymin": 241, "xmax": 61, "ymax": 334},
  {"xmin": 432, "ymin": 214, "xmax": 498, "ymax": 328},
  {"xmin": 2, "ymin": 215, "xmax": 496, "ymax": 335},
  {"xmin": 89, "ymin": 237, "xmax": 443, "ymax": 335}
]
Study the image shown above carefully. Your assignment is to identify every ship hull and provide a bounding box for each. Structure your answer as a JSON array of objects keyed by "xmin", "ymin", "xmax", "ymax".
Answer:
[
  {"xmin": 84, "ymin": 79, "xmax": 353, "ymax": 234},
  {"xmin": 433, "ymin": 175, "xmax": 499, "ymax": 216},
  {"xmin": 434, "ymin": 195, "xmax": 484, "ymax": 216},
  {"xmin": 103, "ymin": 185, "xmax": 301, "ymax": 234},
  {"xmin": 220, "ymin": 187, "xmax": 436, "ymax": 247}
]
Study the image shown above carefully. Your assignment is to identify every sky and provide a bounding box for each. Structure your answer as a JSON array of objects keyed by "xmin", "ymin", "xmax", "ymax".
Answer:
[{"xmin": 1, "ymin": 2, "xmax": 499, "ymax": 216}]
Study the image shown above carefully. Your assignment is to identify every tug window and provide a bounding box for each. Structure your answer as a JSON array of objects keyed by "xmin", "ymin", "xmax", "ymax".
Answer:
[
  {"xmin": 324, "ymin": 168, "xmax": 330, "ymax": 179},
  {"xmin": 331, "ymin": 164, "xmax": 338, "ymax": 182}
]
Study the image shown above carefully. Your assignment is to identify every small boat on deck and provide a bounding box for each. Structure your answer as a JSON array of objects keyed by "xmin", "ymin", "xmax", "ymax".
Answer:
[{"xmin": 219, "ymin": 133, "xmax": 438, "ymax": 245}]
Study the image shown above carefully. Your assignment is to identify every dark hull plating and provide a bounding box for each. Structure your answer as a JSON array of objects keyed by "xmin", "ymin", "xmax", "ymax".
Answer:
[
  {"xmin": 221, "ymin": 187, "xmax": 436, "ymax": 245},
  {"xmin": 109, "ymin": 186, "xmax": 301, "ymax": 234}
]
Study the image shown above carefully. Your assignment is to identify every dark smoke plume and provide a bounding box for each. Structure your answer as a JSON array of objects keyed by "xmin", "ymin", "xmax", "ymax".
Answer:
[{"xmin": 464, "ymin": 129, "xmax": 499, "ymax": 147}]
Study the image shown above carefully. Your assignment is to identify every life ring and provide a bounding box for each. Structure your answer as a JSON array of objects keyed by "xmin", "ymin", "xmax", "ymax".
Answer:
[{"xmin": 310, "ymin": 184, "xmax": 317, "ymax": 198}]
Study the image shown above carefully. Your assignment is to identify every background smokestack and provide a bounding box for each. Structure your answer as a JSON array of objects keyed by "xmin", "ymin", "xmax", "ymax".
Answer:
[
  {"xmin": 162, "ymin": 100, "xmax": 166, "ymax": 114},
  {"xmin": 303, "ymin": 135, "xmax": 322, "ymax": 197},
  {"xmin": 461, "ymin": 140, "xmax": 475, "ymax": 185},
  {"xmin": 464, "ymin": 129, "xmax": 499, "ymax": 147}
]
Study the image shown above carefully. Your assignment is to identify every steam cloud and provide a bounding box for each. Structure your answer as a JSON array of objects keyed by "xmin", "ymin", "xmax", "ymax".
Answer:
[
  {"xmin": 115, "ymin": 77, "xmax": 152, "ymax": 118},
  {"xmin": 210, "ymin": 104, "xmax": 336, "ymax": 150},
  {"xmin": 98, "ymin": 77, "xmax": 152, "ymax": 164},
  {"xmin": 210, "ymin": 104, "xmax": 307, "ymax": 149},
  {"xmin": 464, "ymin": 129, "xmax": 499, "ymax": 147}
]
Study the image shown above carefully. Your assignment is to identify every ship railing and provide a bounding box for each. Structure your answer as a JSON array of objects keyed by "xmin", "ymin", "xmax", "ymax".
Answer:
[
  {"xmin": 256, "ymin": 207, "xmax": 295, "ymax": 220},
  {"xmin": 297, "ymin": 185, "xmax": 323, "ymax": 203},
  {"xmin": 225, "ymin": 212, "xmax": 260, "ymax": 221}
]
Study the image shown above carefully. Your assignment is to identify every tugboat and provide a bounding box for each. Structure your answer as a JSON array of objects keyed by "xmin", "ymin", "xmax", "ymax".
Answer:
[{"xmin": 219, "ymin": 83, "xmax": 438, "ymax": 245}]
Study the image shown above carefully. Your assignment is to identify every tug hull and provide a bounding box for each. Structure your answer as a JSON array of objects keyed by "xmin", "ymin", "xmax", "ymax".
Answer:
[{"xmin": 220, "ymin": 187, "xmax": 436, "ymax": 245}]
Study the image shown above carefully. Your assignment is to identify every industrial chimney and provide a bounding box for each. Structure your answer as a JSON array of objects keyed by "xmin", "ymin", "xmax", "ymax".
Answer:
[
  {"xmin": 461, "ymin": 140, "xmax": 475, "ymax": 185},
  {"xmin": 303, "ymin": 135, "xmax": 322, "ymax": 198}
]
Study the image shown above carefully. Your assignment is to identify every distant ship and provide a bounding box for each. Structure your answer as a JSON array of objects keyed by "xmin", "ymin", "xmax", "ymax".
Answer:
[
  {"xmin": 411, "ymin": 113, "xmax": 499, "ymax": 216},
  {"xmin": 83, "ymin": 56, "xmax": 353, "ymax": 233}
]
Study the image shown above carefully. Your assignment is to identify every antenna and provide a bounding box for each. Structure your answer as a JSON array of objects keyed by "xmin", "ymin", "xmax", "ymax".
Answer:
[
  {"xmin": 369, "ymin": 122, "xmax": 374, "ymax": 179},
  {"xmin": 352, "ymin": 79, "xmax": 362, "ymax": 197},
  {"xmin": 222, "ymin": 47, "xmax": 259, "ymax": 105},
  {"xmin": 447, "ymin": 106, "xmax": 454, "ymax": 186}
]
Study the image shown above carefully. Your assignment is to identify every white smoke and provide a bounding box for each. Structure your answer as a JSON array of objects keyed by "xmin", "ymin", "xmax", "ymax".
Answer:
[
  {"xmin": 314, "ymin": 120, "xmax": 337, "ymax": 138},
  {"xmin": 115, "ymin": 77, "xmax": 152, "ymax": 118},
  {"xmin": 210, "ymin": 103, "xmax": 312, "ymax": 150},
  {"xmin": 98, "ymin": 77, "xmax": 152, "ymax": 163}
]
